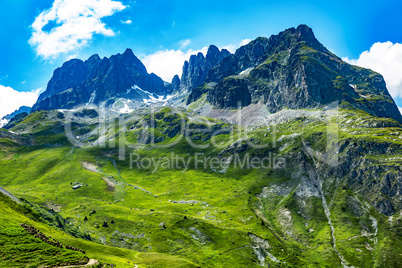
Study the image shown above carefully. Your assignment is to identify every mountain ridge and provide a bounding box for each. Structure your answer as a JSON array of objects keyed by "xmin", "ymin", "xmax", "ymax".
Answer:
[
  {"xmin": 31, "ymin": 25, "xmax": 402, "ymax": 125},
  {"xmin": 188, "ymin": 24, "xmax": 402, "ymax": 123},
  {"xmin": 32, "ymin": 49, "xmax": 169, "ymax": 112},
  {"xmin": 0, "ymin": 106, "xmax": 31, "ymax": 128}
]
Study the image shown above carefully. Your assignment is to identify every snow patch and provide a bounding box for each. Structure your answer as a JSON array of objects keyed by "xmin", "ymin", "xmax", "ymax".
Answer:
[
  {"xmin": 87, "ymin": 91, "xmax": 96, "ymax": 106},
  {"xmin": 0, "ymin": 118, "xmax": 9, "ymax": 128},
  {"xmin": 119, "ymin": 103, "xmax": 133, "ymax": 114},
  {"xmin": 238, "ymin": 67, "xmax": 253, "ymax": 76},
  {"xmin": 131, "ymin": 85, "xmax": 175, "ymax": 105}
]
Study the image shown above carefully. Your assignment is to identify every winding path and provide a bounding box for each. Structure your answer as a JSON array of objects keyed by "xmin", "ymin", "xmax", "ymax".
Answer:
[{"xmin": 52, "ymin": 259, "xmax": 99, "ymax": 268}]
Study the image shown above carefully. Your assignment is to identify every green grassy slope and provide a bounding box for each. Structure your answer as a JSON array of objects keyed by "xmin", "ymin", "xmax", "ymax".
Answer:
[{"xmin": 0, "ymin": 107, "xmax": 401, "ymax": 267}]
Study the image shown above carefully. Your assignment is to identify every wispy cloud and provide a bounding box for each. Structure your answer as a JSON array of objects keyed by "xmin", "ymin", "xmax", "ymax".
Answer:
[
  {"xmin": 179, "ymin": 39, "xmax": 191, "ymax": 49},
  {"xmin": 343, "ymin": 42, "xmax": 402, "ymax": 99},
  {"xmin": 240, "ymin": 39, "xmax": 252, "ymax": 46},
  {"xmin": 0, "ymin": 85, "xmax": 40, "ymax": 118},
  {"xmin": 29, "ymin": 0, "xmax": 126, "ymax": 59},
  {"xmin": 66, "ymin": 54, "xmax": 78, "ymax": 61},
  {"xmin": 0, "ymin": 75, "xmax": 8, "ymax": 82},
  {"xmin": 121, "ymin": 19, "xmax": 132, "ymax": 24}
]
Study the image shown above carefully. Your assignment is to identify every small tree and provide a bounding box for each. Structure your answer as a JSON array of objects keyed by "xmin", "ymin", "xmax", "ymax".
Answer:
[{"xmin": 102, "ymin": 221, "xmax": 109, "ymax": 227}]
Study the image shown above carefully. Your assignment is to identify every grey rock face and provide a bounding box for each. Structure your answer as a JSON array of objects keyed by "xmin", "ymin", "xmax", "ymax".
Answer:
[
  {"xmin": 171, "ymin": 75, "xmax": 181, "ymax": 91},
  {"xmin": 37, "ymin": 59, "xmax": 91, "ymax": 102},
  {"xmin": 180, "ymin": 45, "xmax": 231, "ymax": 91},
  {"xmin": 32, "ymin": 49, "xmax": 172, "ymax": 111},
  {"xmin": 275, "ymin": 138, "xmax": 401, "ymax": 217},
  {"xmin": 339, "ymin": 139, "xmax": 402, "ymax": 216},
  {"xmin": 207, "ymin": 77, "xmax": 251, "ymax": 108}
]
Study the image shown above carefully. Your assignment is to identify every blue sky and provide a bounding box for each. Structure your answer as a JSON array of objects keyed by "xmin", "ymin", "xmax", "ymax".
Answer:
[{"xmin": 1, "ymin": 0, "xmax": 402, "ymax": 117}]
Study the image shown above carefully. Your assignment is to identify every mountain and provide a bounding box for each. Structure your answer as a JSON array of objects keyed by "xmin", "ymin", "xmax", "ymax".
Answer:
[
  {"xmin": 188, "ymin": 25, "xmax": 402, "ymax": 123},
  {"xmin": 0, "ymin": 106, "xmax": 31, "ymax": 128},
  {"xmin": 3, "ymin": 106, "xmax": 31, "ymax": 120},
  {"xmin": 31, "ymin": 26, "xmax": 402, "ymax": 125},
  {"xmin": 32, "ymin": 49, "xmax": 172, "ymax": 112}
]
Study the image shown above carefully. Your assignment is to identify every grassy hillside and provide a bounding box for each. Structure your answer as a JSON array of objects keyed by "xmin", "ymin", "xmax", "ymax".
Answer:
[{"xmin": 0, "ymin": 107, "xmax": 401, "ymax": 267}]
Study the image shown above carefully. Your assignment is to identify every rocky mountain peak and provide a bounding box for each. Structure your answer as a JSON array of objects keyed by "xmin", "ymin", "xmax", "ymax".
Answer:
[
  {"xmin": 123, "ymin": 48, "xmax": 134, "ymax": 55},
  {"xmin": 84, "ymin": 54, "xmax": 101, "ymax": 77},
  {"xmin": 296, "ymin": 24, "xmax": 315, "ymax": 39},
  {"xmin": 85, "ymin": 54, "xmax": 101, "ymax": 64},
  {"xmin": 206, "ymin": 44, "xmax": 220, "ymax": 57},
  {"xmin": 37, "ymin": 58, "xmax": 89, "ymax": 102},
  {"xmin": 295, "ymin": 24, "xmax": 326, "ymax": 51},
  {"xmin": 171, "ymin": 75, "xmax": 180, "ymax": 91},
  {"xmin": 32, "ymin": 49, "xmax": 170, "ymax": 111},
  {"xmin": 180, "ymin": 45, "xmax": 231, "ymax": 91},
  {"xmin": 108, "ymin": 48, "xmax": 148, "ymax": 74}
]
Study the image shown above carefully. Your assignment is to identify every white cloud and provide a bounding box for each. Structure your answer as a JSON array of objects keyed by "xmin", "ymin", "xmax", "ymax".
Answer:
[
  {"xmin": 179, "ymin": 39, "xmax": 191, "ymax": 49},
  {"xmin": 142, "ymin": 39, "xmax": 253, "ymax": 82},
  {"xmin": 399, "ymin": 107, "xmax": 402, "ymax": 115},
  {"xmin": 223, "ymin": 39, "xmax": 252, "ymax": 53},
  {"xmin": 0, "ymin": 85, "xmax": 41, "ymax": 118},
  {"xmin": 343, "ymin": 42, "xmax": 402, "ymax": 99},
  {"xmin": 141, "ymin": 47, "xmax": 208, "ymax": 82},
  {"xmin": 240, "ymin": 39, "xmax": 252, "ymax": 46},
  {"xmin": 29, "ymin": 0, "xmax": 126, "ymax": 59},
  {"xmin": 121, "ymin": 19, "xmax": 132, "ymax": 24},
  {"xmin": 66, "ymin": 54, "xmax": 77, "ymax": 61},
  {"xmin": 221, "ymin": 44, "xmax": 237, "ymax": 54}
]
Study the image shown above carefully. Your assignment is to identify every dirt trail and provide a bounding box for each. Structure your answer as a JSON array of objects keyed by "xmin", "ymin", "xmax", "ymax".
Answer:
[
  {"xmin": 82, "ymin": 160, "xmax": 154, "ymax": 196},
  {"xmin": 81, "ymin": 161, "xmax": 98, "ymax": 172},
  {"xmin": 102, "ymin": 176, "xmax": 116, "ymax": 191},
  {"xmin": 51, "ymin": 259, "xmax": 99, "ymax": 268}
]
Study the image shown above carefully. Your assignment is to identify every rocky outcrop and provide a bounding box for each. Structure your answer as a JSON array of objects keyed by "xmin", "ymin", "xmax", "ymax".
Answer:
[
  {"xmin": 171, "ymin": 75, "xmax": 181, "ymax": 91},
  {"xmin": 1, "ymin": 106, "xmax": 31, "ymax": 129},
  {"xmin": 279, "ymin": 137, "xmax": 402, "ymax": 216},
  {"xmin": 180, "ymin": 45, "xmax": 230, "ymax": 91},
  {"xmin": 207, "ymin": 78, "xmax": 251, "ymax": 108},
  {"xmin": 165, "ymin": 75, "xmax": 181, "ymax": 94},
  {"xmin": 32, "ymin": 49, "xmax": 173, "ymax": 111},
  {"xmin": 337, "ymin": 139, "xmax": 402, "ymax": 215},
  {"xmin": 3, "ymin": 112, "xmax": 29, "ymax": 129}
]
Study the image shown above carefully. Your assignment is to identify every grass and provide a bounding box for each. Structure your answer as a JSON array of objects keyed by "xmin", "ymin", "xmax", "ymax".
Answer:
[
  {"xmin": 0, "ymin": 108, "xmax": 400, "ymax": 267},
  {"xmin": 0, "ymin": 193, "xmax": 88, "ymax": 268}
]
